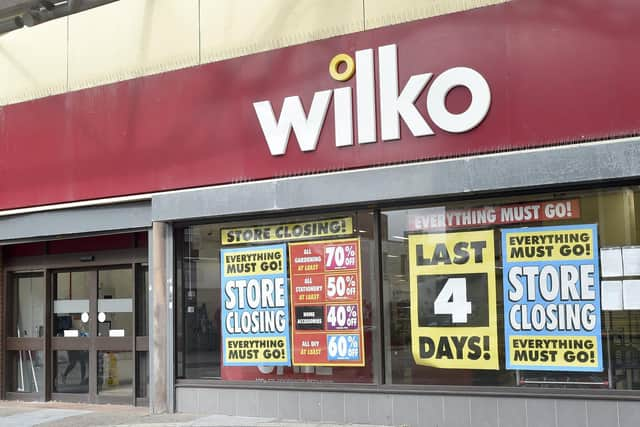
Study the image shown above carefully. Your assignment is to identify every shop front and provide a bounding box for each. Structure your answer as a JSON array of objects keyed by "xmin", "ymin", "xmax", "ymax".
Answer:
[
  {"xmin": 2, "ymin": 217, "xmax": 151, "ymax": 406},
  {"xmin": 6, "ymin": 259, "xmax": 149, "ymax": 404},
  {"xmin": 157, "ymin": 139, "xmax": 640, "ymax": 425},
  {"xmin": 2, "ymin": 1, "xmax": 640, "ymax": 425}
]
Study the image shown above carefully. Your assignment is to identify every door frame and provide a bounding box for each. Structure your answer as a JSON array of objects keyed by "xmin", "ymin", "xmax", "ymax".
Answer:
[
  {"xmin": 4, "ymin": 247, "xmax": 148, "ymax": 405},
  {"xmin": 4, "ymin": 271, "xmax": 47, "ymax": 402},
  {"xmin": 50, "ymin": 266, "xmax": 134, "ymax": 404}
]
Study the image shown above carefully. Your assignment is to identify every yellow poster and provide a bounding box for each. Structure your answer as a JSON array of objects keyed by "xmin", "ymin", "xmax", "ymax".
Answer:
[
  {"xmin": 221, "ymin": 217, "xmax": 353, "ymax": 245},
  {"xmin": 409, "ymin": 230, "xmax": 499, "ymax": 370}
]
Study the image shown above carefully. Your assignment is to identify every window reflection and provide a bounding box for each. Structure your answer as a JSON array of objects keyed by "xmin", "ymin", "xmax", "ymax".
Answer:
[
  {"xmin": 53, "ymin": 351, "xmax": 89, "ymax": 393},
  {"xmin": 98, "ymin": 268, "xmax": 133, "ymax": 337},
  {"xmin": 97, "ymin": 351, "xmax": 133, "ymax": 398},
  {"xmin": 382, "ymin": 188, "xmax": 640, "ymax": 389},
  {"xmin": 11, "ymin": 274, "xmax": 45, "ymax": 338},
  {"xmin": 176, "ymin": 211, "xmax": 377, "ymax": 383},
  {"xmin": 53, "ymin": 272, "xmax": 91, "ymax": 338},
  {"xmin": 7, "ymin": 351, "xmax": 43, "ymax": 394}
]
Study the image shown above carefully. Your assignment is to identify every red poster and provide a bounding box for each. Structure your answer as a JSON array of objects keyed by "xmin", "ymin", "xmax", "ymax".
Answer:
[
  {"xmin": 289, "ymin": 238, "xmax": 365, "ymax": 366},
  {"xmin": 407, "ymin": 199, "xmax": 581, "ymax": 232}
]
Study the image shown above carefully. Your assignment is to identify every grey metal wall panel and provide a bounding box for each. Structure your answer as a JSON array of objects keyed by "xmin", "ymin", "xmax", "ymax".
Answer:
[
  {"xmin": 218, "ymin": 388, "xmax": 236, "ymax": 416},
  {"xmin": 321, "ymin": 392, "xmax": 346, "ymax": 423},
  {"xmin": 0, "ymin": 201, "xmax": 151, "ymax": 242},
  {"xmin": 442, "ymin": 396, "xmax": 471, "ymax": 427},
  {"xmin": 175, "ymin": 387, "xmax": 198, "ymax": 414},
  {"xmin": 557, "ymin": 400, "xmax": 588, "ymax": 427},
  {"xmin": 526, "ymin": 399, "xmax": 557, "ymax": 427},
  {"xmin": 469, "ymin": 397, "xmax": 498, "ymax": 427},
  {"xmin": 175, "ymin": 388, "xmax": 634, "ymax": 427},
  {"xmin": 393, "ymin": 394, "xmax": 420, "ymax": 426},
  {"xmin": 587, "ymin": 400, "xmax": 619, "ymax": 427},
  {"xmin": 237, "ymin": 389, "xmax": 258, "ymax": 417},
  {"xmin": 256, "ymin": 389, "xmax": 278, "ymax": 418},
  {"xmin": 196, "ymin": 388, "xmax": 219, "ymax": 415},
  {"xmin": 418, "ymin": 395, "xmax": 445, "ymax": 427},
  {"xmin": 299, "ymin": 392, "xmax": 322, "ymax": 422},
  {"xmin": 618, "ymin": 401, "xmax": 640, "ymax": 427},
  {"xmin": 497, "ymin": 397, "xmax": 527, "ymax": 427},
  {"xmin": 276, "ymin": 390, "xmax": 298, "ymax": 420},
  {"xmin": 152, "ymin": 137, "xmax": 640, "ymax": 222},
  {"xmin": 344, "ymin": 393, "xmax": 369, "ymax": 424},
  {"xmin": 369, "ymin": 393, "xmax": 393, "ymax": 425}
]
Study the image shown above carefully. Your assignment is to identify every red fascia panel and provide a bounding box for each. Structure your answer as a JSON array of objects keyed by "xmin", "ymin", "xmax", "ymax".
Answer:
[
  {"xmin": 4, "ymin": 233, "xmax": 139, "ymax": 258},
  {"xmin": 47, "ymin": 233, "xmax": 135, "ymax": 254},
  {"xmin": 135, "ymin": 231, "xmax": 148, "ymax": 248},
  {"xmin": 3, "ymin": 242, "xmax": 47, "ymax": 258},
  {"xmin": 1, "ymin": 0, "xmax": 640, "ymax": 210}
]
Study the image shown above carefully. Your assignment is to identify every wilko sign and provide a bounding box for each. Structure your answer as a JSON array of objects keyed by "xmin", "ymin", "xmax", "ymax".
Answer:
[{"xmin": 253, "ymin": 44, "xmax": 491, "ymax": 156}]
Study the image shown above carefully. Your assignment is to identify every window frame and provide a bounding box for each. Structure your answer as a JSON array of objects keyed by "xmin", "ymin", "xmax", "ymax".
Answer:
[{"xmin": 172, "ymin": 183, "xmax": 640, "ymax": 400}]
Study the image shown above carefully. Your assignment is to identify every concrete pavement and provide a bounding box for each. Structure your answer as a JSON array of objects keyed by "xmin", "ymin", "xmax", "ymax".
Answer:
[{"xmin": 0, "ymin": 401, "xmax": 395, "ymax": 427}]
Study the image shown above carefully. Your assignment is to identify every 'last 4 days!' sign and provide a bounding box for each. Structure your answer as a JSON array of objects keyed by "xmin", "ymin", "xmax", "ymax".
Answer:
[
  {"xmin": 220, "ymin": 244, "xmax": 291, "ymax": 366},
  {"xmin": 502, "ymin": 224, "xmax": 602, "ymax": 371},
  {"xmin": 409, "ymin": 230, "xmax": 499, "ymax": 370}
]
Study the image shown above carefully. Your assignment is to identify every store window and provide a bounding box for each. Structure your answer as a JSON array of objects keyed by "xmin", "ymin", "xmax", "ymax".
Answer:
[
  {"xmin": 9, "ymin": 273, "xmax": 45, "ymax": 339},
  {"xmin": 383, "ymin": 187, "xmax": 640, "ymax": 390},
  {"xmin": 7, "ymin": 351, "xmax": 44, "ymax": 394},
  {"xmin": 7, "ymin": 273, "xmax": 45, "ymax": 396},
  {"xmin": 98, "ymin": 268, "xmax": 134, "ymax": 337},
  {"xmin": 176, "ymin": 211, "xmax": 377, "ymax": 383}
]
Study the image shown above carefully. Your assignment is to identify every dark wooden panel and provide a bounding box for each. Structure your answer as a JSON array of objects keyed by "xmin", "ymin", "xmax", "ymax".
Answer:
[
  {"xmin": 50, "ymin": 392, "xmax": 90, "ymax": 403},
  {"xmin": 5, "ymin": 391, "xmax": 44, "ymax": 402},
  {"xmin": 94, "ymin": 337, "xmax": 132, "ymax": 352},
  {"xmin": 95, "ymin": 394, "xmax": 133, "ymax": 405},
  {"xmin": 6, "ymin": 337, "xmax": 44, "ymax": 351},
  {"xmin": 135, "ymin": 337, "xmax": 148, "ymax": 351},
  {"xmin": 51, "ymin": 337, "xmax": 90, "ymax": 350}
]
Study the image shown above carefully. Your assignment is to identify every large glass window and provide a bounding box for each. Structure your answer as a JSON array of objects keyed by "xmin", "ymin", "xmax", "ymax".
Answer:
[
  {"xmin": 98, "ymin": 268, "xmax": 133, "ymax": 337},
  {"xmin": 175, "ymin": 186, "xmax": 640, "ymax": 393},
  {"xmin": 97, "ymin": 351, "xmax": 133, "ymax": 398},
  {"xmin": 53, "ymin": 350, "xmax": 89, "ymax": 393},
  {"xmin": 7, "ymin": 351, "xmax": 44, "ymax": 394},
  {"xmin": 7, "ymin": 273, "xmax": 45, "ymax": 398},
  {"xmin": 382, "ymin": 187, "xmax": 640, "ymax": 389},
  {"xmin": 135, "ymin": 265, "xmax": 149, "ymax": 402},
  {"xmin": 176, "ymin": 211, "xmax": 377, "ymax": 383},
  {"xmin": 10, "ymin": 274, "xmax": 45, "ymax": 338},
  {"xmin": 53, "ymin": 271, "xmax": 92, "ymax": 337}
]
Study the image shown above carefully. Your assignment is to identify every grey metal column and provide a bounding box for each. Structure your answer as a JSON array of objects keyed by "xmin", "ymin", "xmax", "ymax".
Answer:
[
  {"xmin": 150, "ymin": 222, "xmax": 168, "ymax": 413},
  {"xmin": 165, "ymin": 225, "xmax": 175, "ymax": 413},
  {"xmin": 0, "ymin": 246, "xmax": 4, "ymax": 400}
]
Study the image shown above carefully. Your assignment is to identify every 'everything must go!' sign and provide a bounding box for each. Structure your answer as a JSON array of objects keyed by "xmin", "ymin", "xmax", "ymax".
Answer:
[
  {"xmin": 220, "ymin": 244, "xmax": 291, "ymax": 366},
  {"xmin": 502, "ymin": 225, "xmax": 603, "ymax": 371}
]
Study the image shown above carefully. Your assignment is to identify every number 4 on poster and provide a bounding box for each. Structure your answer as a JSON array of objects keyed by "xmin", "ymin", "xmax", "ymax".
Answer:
[{"xmin": 434, "ymin": 278, "xmax": 472, "ymax": 323}]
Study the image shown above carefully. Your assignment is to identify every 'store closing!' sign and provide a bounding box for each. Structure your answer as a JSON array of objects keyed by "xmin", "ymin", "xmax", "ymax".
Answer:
[
  {"xmin": 409, "ymin": 230, "xmax": 499, "ymax": 370},
  {"xmin": 502, "ymin": 225, "xmax": 602, "ymax": 372}
]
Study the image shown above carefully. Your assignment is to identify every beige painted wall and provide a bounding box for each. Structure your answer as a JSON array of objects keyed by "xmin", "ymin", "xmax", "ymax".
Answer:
[{"xmin": 0, "ymin": 0, "xmax": 508, "ymax": 106}]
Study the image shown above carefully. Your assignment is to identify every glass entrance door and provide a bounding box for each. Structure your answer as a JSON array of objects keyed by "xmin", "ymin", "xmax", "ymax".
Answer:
[
  {"xmin": 52, "ymin": 270, "xmax": 92, "ymax": 398},
  {"xmin": 6, "ymin": 273, "xmax": 45, "ymax": 400},
  {"xmin": 96, "ymin": 268, "xmax": 134, "ymax": 402},
  {"xmin": 51, "ymin": 267, "xmax": 134, "ymax": 404}
]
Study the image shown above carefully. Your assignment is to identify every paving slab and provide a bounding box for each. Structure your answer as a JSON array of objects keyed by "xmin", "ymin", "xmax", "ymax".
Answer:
[
  {"xmin": 0, "ymin": 408, "xmax": 91, "ymax": 427},
  {"xmin": 0, "ymin": 400, "xmax": 395, "ymax": 427}
]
